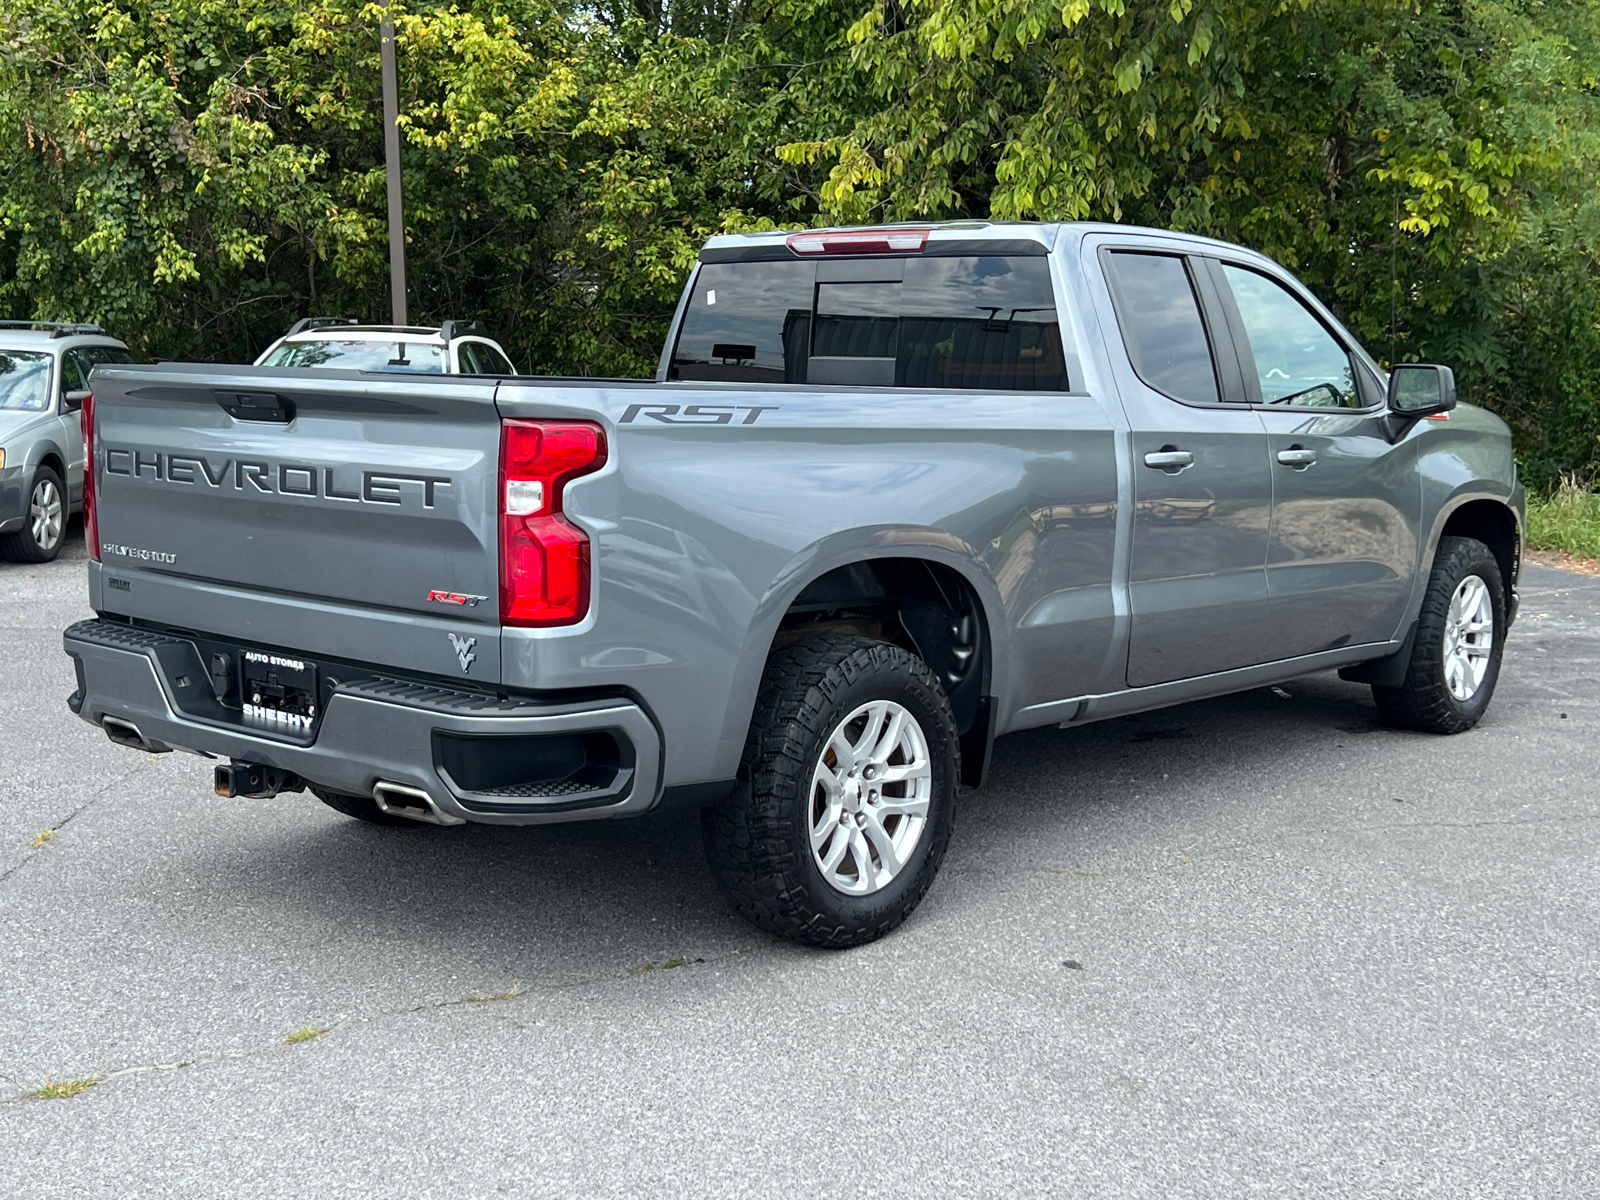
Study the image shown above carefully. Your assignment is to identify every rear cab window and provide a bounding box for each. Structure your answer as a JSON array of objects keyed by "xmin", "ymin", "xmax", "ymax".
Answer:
[
  {"xmin": 670, "ymin": 253, "xmax": 1071, "ymax": 390},
  {"xmin": 671, "ymin": 262, "xmax": 814, "ymax": 384}
]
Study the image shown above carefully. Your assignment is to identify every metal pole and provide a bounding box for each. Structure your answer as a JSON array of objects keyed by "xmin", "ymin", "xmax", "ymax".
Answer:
[{"xmin": 380, "ymin": 1, "xmax": 407, "ymax": 326}]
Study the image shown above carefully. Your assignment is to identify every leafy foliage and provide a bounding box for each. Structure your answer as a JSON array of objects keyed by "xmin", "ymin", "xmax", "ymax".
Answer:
[{"xmin": 1, "ymin": 0, "xmax": 1598, "ymax": 476}]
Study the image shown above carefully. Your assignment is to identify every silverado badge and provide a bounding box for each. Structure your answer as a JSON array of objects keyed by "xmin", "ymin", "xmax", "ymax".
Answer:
[{"xmin": 447, "ymin": 633, "xmax": 477, "ymax": 674}]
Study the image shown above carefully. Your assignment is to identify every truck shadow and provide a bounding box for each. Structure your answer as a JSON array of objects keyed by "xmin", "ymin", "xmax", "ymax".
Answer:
[{"xmin": 190, "ymin": 669, "xmax": 1409, "ymax": 970}]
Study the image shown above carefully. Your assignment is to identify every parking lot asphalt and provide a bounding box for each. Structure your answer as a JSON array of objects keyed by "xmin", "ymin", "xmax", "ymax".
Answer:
[{"xmin": 1, "ymin": 530, "xmax": 1596, "ymax": 1198}]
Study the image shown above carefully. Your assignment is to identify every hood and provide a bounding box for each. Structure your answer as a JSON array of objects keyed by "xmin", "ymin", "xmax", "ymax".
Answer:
[{"xmin": 0, "ymin": 406, "xmax": 51, "ymax": 449}]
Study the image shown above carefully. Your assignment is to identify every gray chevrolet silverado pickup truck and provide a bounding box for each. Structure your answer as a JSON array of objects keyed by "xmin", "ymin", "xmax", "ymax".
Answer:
[{"xmin": 64, "ymin": 221, "xmax": 1523, "ymax": 946}]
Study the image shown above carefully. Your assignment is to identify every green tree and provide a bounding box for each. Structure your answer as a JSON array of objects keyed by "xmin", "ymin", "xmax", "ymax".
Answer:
[
  {"xmin": 1, "ymin": 0, "xmax": 1598, "ymax": 478},
  {"xmin": 785, "ymin": 0, "xmax": 1600, "ymax": 481}
]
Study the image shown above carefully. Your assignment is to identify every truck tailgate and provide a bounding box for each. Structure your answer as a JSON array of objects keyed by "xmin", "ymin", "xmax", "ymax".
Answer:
[{"xmin": 89, "ymin": 365, "xmax": 504, "ymax": 683}]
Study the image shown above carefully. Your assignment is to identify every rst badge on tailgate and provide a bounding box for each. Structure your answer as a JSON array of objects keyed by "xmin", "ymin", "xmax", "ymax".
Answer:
[{"xmin": 427, "ymin": 589, "xmax": 488, "ymax": 607}]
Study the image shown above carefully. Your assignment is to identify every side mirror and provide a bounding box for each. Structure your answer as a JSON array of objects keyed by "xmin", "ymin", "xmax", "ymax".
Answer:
[
  {"xmin": 1387, "ymin": 364, "xmax": 1456, "ymax": 417},
  {"xmin": 62, "ymin": 389, "xmax": 89, "ymax": 412}
]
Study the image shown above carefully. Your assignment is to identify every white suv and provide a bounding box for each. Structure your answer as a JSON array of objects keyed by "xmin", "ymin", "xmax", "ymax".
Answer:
[
  {"xmin": 254, "ymin": 318, "xmax": 517, "ymax": 375},
  {"xmin": 0, "ymin": 321, "xmax": 133, "ymax": 562}
]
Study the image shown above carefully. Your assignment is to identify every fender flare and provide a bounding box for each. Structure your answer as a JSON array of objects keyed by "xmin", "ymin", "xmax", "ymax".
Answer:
[
  {"xmin": 707, "ymin": 525, "xmax": 1009, "ymax": 783},
  {"xmin": 1395, "ymin": 482, "xmax": 1522, "ymax": 639}
]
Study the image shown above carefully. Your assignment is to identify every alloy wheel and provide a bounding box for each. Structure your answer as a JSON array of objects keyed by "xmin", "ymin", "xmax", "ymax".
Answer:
[
  {"xmin": 808, "ymin": 699, "xmax": 932, "ymax": 896},
  {"xmin": 29, "ymin": 477, "xmax": 63, "ymax": 553},
  {"xmin": 1442, "ymin": 573, "xmax": 1494, "ymax": 702}
]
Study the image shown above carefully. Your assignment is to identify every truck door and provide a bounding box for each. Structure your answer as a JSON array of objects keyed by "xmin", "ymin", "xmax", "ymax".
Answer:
[
  {"xmin": 1098, "ymin": 248, "xmax": 1275, "ymax": 687},
  {"xmin": 1204, "ymin": 259, "xmax": 1420, "ymax": 657}
]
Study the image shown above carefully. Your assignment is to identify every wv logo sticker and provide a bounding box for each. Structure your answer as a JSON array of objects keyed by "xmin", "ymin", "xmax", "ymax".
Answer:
[{"xmin": 447, "ymin": 633, "xmax": 478, "ymax": 674}]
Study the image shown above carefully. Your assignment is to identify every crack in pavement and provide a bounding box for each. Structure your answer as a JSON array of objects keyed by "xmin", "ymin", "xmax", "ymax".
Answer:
[
  {"xmin": 0, "ymin": 940, "xmax": 770, "ymax": 1111},
  {"xmin": 0, "ymin": 756, "xmax": 164, "ymax": 887}
]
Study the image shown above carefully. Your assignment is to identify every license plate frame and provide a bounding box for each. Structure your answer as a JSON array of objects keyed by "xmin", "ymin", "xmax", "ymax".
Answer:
[{"xmin": 240, "ymin": 648, "xmax": 320, "ymax": 736}]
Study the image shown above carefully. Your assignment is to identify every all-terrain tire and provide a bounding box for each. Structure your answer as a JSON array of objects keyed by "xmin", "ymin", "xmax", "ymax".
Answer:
[
  {"xmin": 702, "ymin": 636, "xmax": 959, "ymax": 948},
  {"xmin": 0, "ymin": 465, "xmax": 67, "ymax": 563},
  {"xmin": 1372, "ymin": 535, "xmax": 1506, "ymax": 734},
  {"xmin": 313, "ymin": 787, "xmax": 424, "ymax": 827}
]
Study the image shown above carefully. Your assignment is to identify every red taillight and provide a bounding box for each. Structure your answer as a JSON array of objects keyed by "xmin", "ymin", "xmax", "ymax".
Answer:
[
  {"xmin": 499, "ymin": 420, "xmax": 606, "ymax": 626},
  {"xmin": 786, "ymin": 228, "xmax": 930, "ymax": 255},
  {"xmin": 81, "ymin": 393, "xmax": 99, "ymax": 563}
]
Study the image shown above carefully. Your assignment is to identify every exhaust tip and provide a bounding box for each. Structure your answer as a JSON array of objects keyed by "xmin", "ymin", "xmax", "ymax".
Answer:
[
  {"xmin": 102, "ymin": 715, "xmax": 170, "ymax": 754},
  {"xmin": 372, "ymin": 781, "xmax": 465, "ymax": 826}
]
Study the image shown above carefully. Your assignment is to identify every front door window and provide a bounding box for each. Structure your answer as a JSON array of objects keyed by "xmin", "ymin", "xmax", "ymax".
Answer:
[{"xmin": 1220, "ymin": 265, "xmax": 1360, "ymax": 408}]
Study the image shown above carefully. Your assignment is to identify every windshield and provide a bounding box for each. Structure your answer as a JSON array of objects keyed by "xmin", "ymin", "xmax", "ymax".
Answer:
[
  {"xmin": 0, "ymin": 350, "xmax": 53, "ymax": 411},
  {"xmin": 262, "ymin": 339, "xmax": 446, "ymax": 373}
]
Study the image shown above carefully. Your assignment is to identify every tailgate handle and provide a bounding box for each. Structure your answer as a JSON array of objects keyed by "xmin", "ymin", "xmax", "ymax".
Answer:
[{"xmin": 216, "ymin": 390, "xmax": 295, "ymax": 423}]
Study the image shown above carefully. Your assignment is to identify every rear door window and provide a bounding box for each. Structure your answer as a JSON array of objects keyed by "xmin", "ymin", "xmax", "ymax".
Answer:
[
  {"xmin": 1105, "ymin": 251, "xmax": 1221, "ymax": 405},
  {"xmin": 671, "ymin": 261, "xmax": 815, "ymax": 383}
]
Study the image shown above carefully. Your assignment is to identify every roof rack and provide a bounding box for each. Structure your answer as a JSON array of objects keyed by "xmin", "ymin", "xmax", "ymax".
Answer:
[
  {"xmin": 439, "ymin": 319, "xmax": 490, "ymax": 342},
  {"xmin": 284, "ymin": 316, "xmax": 361, "ymax": 338},
  {"xmin": 0, "ymin": 320, "xmax": 108, "ymax": 338}
]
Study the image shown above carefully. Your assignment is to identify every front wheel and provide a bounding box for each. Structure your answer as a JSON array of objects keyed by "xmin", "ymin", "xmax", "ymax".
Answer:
[
  {"xmin": 702, "ymin": 636, "xmax": 958, "ymax": 948},
  {"xmin": 0, "ymin": 466, "xmax": 66, "ymax": 563},
  {"xmin": 1372, "ymin": 535, "xmax": 1506, "ymax": 734}
]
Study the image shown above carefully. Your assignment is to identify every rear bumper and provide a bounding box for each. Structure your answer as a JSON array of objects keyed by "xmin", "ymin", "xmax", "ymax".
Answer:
[{"xmin": 63, "ymin": 619, "xmax": 662, "ymax": 825}]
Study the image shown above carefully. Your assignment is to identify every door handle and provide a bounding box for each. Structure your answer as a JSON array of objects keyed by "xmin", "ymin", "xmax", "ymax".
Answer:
[
  {"xmin": 1143, "ymin": 449, "xmax": 1194, "ymax": 472},
  {"xmin": 1276, "ymin": 447, "xmax": 1317, "ymax": 468}
]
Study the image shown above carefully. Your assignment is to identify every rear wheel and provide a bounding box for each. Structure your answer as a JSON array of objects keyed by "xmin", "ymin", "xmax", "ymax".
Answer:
[
  {"xmin": 1372, "ymin": 535, "xmax": 1506, "ymax": 734},
  {"xmin": 702, "ymin": 636, "xmax": 958, "ymax": 948},
  {"xmin": 0, "ymin": 466, "xmax": 66, "ymax": 563},
  {"xmin": 313, "ymin": 787, "xmax": 424, "ymax": 827}
]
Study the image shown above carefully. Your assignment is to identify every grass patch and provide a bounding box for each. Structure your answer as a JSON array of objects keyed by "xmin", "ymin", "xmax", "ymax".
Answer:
[
  {"xmin": 30, "ymin": 1076, "xmax": 99, "ymax": 1100},
  {"xmin": 1526, "ymin": 477, "xmax": 1600, "ymax": 559},
  {"xmin": 285, "ymin": 1027, "xmax": 325, "ymax": 1045},
  {"xmin": 467, "ymin": 984, "xmax": 525, "ymax": 1003},
  {"xmin": 26, "ymin": 829, "xmax": 56, "ymax": 850}
]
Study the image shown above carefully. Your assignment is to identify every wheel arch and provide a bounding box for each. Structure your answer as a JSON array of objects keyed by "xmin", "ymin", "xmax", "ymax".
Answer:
[
  {"xmin": 717, "ymin": 529, "xmax": 1009, "ymax": 789},
  {"xmin": 35, "ymin": 447, "xmax": 68, "ymax": 485},
  {"xmin": 1431, "ymin": 491, "xmax": 1522, "ymax": 601}
]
